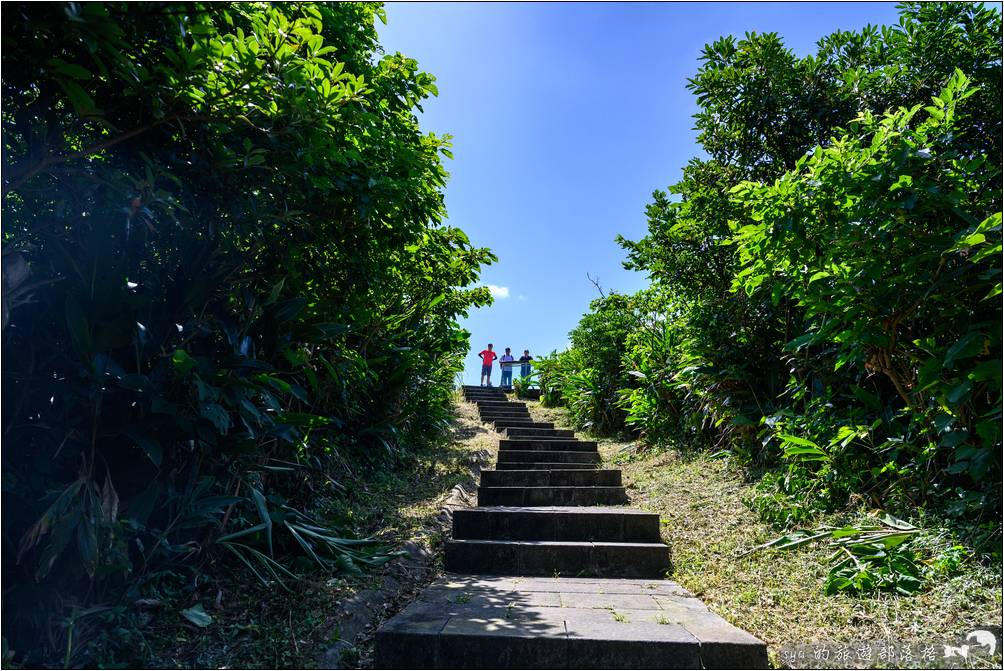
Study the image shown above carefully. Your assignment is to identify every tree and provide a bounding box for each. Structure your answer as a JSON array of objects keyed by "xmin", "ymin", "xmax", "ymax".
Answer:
[
  {"xmin": 2, "ymin": 3, "xmax": 493, "ymax": 664},
  {"xmin": 604, "ymin": 3, "xmax": 1001, "ymax": 527}
]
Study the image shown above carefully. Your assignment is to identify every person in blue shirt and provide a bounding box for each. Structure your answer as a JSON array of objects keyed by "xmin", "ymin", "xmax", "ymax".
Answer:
[{"xmin": 518, "ymin": 349, "xmax": 533, "ymax": 379}]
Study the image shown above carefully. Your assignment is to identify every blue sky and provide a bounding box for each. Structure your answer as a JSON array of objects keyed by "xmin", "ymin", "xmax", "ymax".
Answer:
[{"xmin": 376, "ymin": 2, "xmax": 904, "ymax": 385}]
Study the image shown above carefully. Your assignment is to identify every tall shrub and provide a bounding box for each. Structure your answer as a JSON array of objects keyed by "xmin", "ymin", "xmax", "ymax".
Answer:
[
  {"xmin": 2, "ymin": 3, "xmax": 492, "ymax": 664},
  {"xmin": 565, "ymin": 3, "xmax": 1002, "ymax": 529}
]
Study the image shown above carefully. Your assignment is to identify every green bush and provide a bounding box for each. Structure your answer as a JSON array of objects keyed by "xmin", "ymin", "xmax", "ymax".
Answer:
[
  {"xmin": 1, "ymin": 3, "xmax": 492, "ymax": 665},
  {"xmin": 732, "ymin": 70, "xmax": 1001, "ymax": 518},
  {"xmin": 554, "ymin": 3, "xmax": 1002, "ymax": 551},
  {"xmin": 535, "ymin": 293, "xmax": 646, "ymax": 434}
]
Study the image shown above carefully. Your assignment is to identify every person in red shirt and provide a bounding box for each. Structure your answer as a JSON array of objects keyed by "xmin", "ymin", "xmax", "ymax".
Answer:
[{"xmin": 478, "ymin": 343, "xmax": 497, "ymax": 387}]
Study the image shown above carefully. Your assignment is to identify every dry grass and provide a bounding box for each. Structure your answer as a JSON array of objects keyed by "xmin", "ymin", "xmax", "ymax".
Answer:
[{"xmin": 526, "ymin": 401, "xmax": 1003, "ymax": 668}]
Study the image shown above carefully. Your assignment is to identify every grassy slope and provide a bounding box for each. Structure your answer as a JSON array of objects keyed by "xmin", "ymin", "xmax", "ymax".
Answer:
[
  {"xmin": 527, "ymin": 401, "xmax": 1002, "ymax": 668},
  {"xmin": 141, "ymin": 395, "xmax": 496, "ymax": 669}
]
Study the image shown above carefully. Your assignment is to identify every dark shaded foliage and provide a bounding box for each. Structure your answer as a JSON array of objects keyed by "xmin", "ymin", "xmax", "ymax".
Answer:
[{"xmin": 1, "ymin": 3, "xmax": 492, "ymax": 665}]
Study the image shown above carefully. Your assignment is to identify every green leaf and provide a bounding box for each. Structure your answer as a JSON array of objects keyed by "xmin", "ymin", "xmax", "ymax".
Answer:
[
  {"xmin": 783, "ymin": 445, "xmax": 830, "ymax": 462},
  {"xmin": 172, "ymin": 349, "xmax": 197, "ymax": 376},
  {"xmin": 785, "ymin": 332, "xmax": 816, "ymax": 351},
  {"xmin": 272, "ymin": 297, "xmax": 308, "ymax": 323},
  {"xmin": 56, "ymin": 79, "xmax": 99, "ymax": 115},
  {"xmin": 47, "ymin": 59, "xmax": 91, "ymax": 80},
  {"xmin": 180, "ymin": 603, "xmax": 213, "ymax": 627},
  {"xmin": 426, "ymin": 293, "xmax": 445, "ymax": 309},
  {"xmin": 199, "ymin": 403, "xmax": 231, "ymax": 434},
  {"xmin": 946, "ymin": 380, "xmax": 972, "ymax": 405},
  {"xmin": 778, "ymin": 434, "xmax": 821, "ymax": 449},
  {"xmin": 943, "ymin": 332, "xmax": 983, "ymax": 369},
  {"xmin": 249, "ymin": 486, "xmax": 273, "ymax": 556},
  {"xmin": 122, "ymin": 428, "xmax": 163, "ymax": 467}
]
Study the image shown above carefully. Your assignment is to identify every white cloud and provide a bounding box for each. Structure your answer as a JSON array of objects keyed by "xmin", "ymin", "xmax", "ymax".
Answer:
[
  {"xmin": 517, "ymin": 294, "xmax": 527, "ymax": 301},
  {"xmin": 487, "ymin": 284, "xmax": 510, "ymax": 299}
]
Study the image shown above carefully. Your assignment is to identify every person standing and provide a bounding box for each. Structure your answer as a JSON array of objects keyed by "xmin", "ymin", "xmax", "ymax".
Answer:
[
  {"xmin": 478, "ymin": 343, "xmax": 497, "ymax": 386},
  {"xmin": 518, "ymin": 349, "xmax": 533, "ymax": 379},
  {"xmin": 499, "ymin": 347, "xmax": 515, "ymax": 390}
]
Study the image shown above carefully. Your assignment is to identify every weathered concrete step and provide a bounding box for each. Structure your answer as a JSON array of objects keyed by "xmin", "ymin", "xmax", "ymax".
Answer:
[
  {"xmin": 479, "ymin": 405, "xmax": 534, "ymax": 415},
  {"xmin": 496, "ymin": 461, "xmax": 596, "ymax": 470},
  {"xmin": 495, "ymin": 442, "xmax": 597, "ymax": 454},
  {"xmin": 491, "ymin": 420, "xmax": 554, "ymax": 430},
  {"xmin": 474, "ymin": 399, "xmax": 527, "ymax": 408},
  {"xmin": 444, "ymin": 540, "xmax": 671, "ymax": 578},
  {"xmin": 374, "ymin": 576, "xmax": 768, "ymax": 669},
  {"xmin": 482, "ymin": 415, "xmax": 534, "ymax": 424},
  {"xmin": 453, "ymin": 506, "xmax": 658, "ymax": 542},
  {"xmin": 478, "ymin": 486, "xmax": 628, "ymax": 507},
  {"xmin": 481, "ymin": 469, "xmax": 621, "ymax": 487},
  {"xmin": 498, "ymin": 450, "xmax": 601, "ymax": 465},
  {"xmin": 500, "ymin": 438, "xmax": 597, "ymax": 451},
  {"xmin": 502, "ymin": 427, "xmax": 574, "ymax": 438}
]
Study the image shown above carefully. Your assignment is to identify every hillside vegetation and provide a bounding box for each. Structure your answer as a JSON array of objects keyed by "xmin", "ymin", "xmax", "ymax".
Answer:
[
  {"xmin": 2, "ymin": 3, "xmax": 492, "ymax": 666},
  {"xmin": 535, "ymin": 2, "xmax": 1002, "ymax": 595},
  {"xmin": 527, "ymin": 401, "xmax": 1002, "ymax": 668}
]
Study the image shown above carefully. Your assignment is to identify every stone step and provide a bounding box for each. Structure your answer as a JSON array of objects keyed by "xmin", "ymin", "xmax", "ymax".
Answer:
[
  {"xmin": 474, "ymin": 400, "xmax": 527, "ymax": 408},
  {"xmin": 374, "ymin": 576, "xmax": 768, "ymax": 669},
  {"xmin": 502, "ymin": 427, "xmax": 574, "ymax": 438},
  {"xmin": 496, "ymin": 443, "xmax": 597, "ymax": 454},
  {"xmin": 453, "ymin": 506, "xmax": 660, "ymax": 542},
  {"xmin": 497, "ymin": 450, "xmax": 601, "ymax": 465},
  {"xmin": 477, "ymin": 403, "xmax": 529, "ymax": 411},
  {"xmin": 490, "ymin": 420, "xmax": 554, "ymax": 430},
  {"xmin": 482, "ymin": 416, "xmax": 535, "ymax": 423},
  {"xmin": 477, "ymin": 485, "xmax": 630, "ymax": 506},
  {"xmin": 482, "ymin": 416, "xmax": 534, "ymax": 424},
  {"xmin": 499, "ymin": 438, "xmax": 597, "ymax": 452},
  {"xmin": 489, "ymin": 415, "xmax": 554, "ymax": 427},
  {"xmin": 480, "ymin": 469, "xmax": 622, "ymax": 487},
  {"xmin": 444, "ymin": 540, "xmax": 671, "ymax": 578},
  {"xmin": 496, "ymin": 461, "xmax": 596, "ymax": 470},
  {"xmin": 477, "ymin": 405, "xmax": 534, "ymax": 415}
]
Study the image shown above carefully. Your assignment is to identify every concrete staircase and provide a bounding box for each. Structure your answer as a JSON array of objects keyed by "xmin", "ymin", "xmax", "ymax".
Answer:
[
  {"xmin": 447, "ymin": 386, "xmax": 665, "ymax": 578},
  {"xmin": 373, "ymin": 385, "xmax": 768, "ymax": 669}
]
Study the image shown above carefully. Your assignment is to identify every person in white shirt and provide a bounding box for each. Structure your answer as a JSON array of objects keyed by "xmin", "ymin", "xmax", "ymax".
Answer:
[{"xmin": 499, "ymin": 347, "xmax": 516, "ymax": 390}]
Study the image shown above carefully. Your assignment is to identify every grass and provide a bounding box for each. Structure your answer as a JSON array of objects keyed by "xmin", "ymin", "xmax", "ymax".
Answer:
[
  {"xmin": 526, "ymin": 401, "xmax": 1003, "ymax": 669},
  {"xmin": 134, "ymin": 394, "xmax": 496, "ymax": 669}
]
